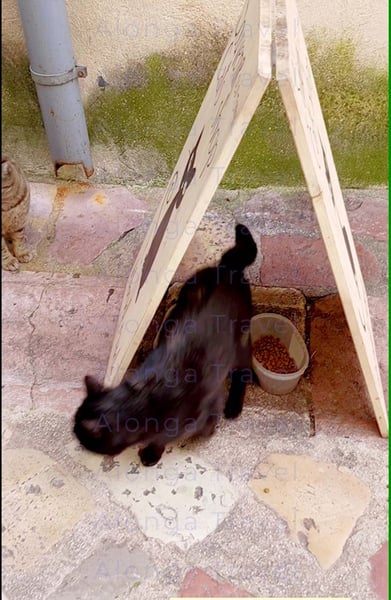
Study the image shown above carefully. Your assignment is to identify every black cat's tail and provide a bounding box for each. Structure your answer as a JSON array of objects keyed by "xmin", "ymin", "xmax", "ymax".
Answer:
[{"xmin": 220, "ymin": 224, "xmax": 257, "ymax": 270}]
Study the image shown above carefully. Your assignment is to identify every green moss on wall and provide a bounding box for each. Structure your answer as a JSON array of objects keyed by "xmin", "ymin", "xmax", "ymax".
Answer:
[
  {"xmin": 88, "ymin": 55, "xmax": 205, "ymax": 167},
  {"xmin": 2, "ymin": 37, "xmax": 387, "ymax": 188},
  {"xmin": 2, "ymin": 55, "xmax": 43, "ymax": 134},
  {"xmin": 87, "ymin": 38, "xmax": 387, "ymax": 188}
]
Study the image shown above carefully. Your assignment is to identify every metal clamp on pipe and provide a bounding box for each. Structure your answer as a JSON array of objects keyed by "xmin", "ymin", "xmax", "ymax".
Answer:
[{"xmin": 29, "ymin": 65, "xmax": 88, "ymax": 86}]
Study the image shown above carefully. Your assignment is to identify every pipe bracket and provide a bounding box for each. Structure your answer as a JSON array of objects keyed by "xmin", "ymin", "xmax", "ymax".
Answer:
[{"xmin": 30, "ymin": 65, "xmax": 88, "ymax": 86}]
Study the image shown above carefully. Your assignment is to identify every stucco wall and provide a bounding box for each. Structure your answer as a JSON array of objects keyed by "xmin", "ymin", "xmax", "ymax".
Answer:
[{"xmin": 2, "ymin": 0, "xmax": 388, "ymax": 99}]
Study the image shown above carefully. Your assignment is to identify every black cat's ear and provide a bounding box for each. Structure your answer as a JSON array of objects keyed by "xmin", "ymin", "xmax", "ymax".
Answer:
[{"xmin": 84, "ymin": 375, "xmax": 103, "ymax": 395}]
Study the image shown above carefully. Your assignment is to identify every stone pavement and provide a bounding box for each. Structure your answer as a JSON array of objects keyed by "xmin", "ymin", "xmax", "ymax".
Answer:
[{"xmin": 2, "ymin": 183, "xmax": 388, "ymax": 600}]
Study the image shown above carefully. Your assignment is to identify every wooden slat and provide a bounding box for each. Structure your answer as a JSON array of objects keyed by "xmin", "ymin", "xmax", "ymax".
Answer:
[
  {"xmin": 275, "ymin": 0, "xmax": 388, "ymax": 437},
  {"xmin": 104, "ymin": 0, "xmax": 272, "ymax": 387}
]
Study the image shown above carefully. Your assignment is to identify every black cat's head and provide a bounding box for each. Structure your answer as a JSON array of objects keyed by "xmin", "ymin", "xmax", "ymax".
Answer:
[{"xmin": 73, "ymin": 376, "xmax": 146, "ymax": 456}]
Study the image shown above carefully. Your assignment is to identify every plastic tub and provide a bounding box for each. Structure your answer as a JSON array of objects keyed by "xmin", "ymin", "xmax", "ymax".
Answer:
[{"xmin": 250, "ymin": 313, "xmax": 309, "ymax": 395}]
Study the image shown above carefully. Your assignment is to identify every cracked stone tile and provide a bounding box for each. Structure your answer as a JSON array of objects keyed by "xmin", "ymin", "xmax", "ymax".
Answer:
[
  {"xmin": 249, "ymin": 453, "xmax": 371, "ymax": 570},
  {"xmin": 48, "ymin": 186, "xmax": 147, "ymax": 264},
  {"xmin": 48, "ymin": 543, "xmax": 154, "ymax": 600},
  {"xmin": 2, "ymin": 448, "xmax": 94, "ymax": 570},
  {"xmin": 2, "ymin": 271, "xmax": 124, "ymax": 413},
  {"xmin": 67, "ymin": 442, "xmax": 238, "ymax": 550}
]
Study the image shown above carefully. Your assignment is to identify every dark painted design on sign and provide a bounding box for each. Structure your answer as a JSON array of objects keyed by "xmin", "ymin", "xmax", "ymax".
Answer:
[
  {"xmin": 321, "ymin": 144, "xmax": 335, "ymax": 207},
  {"xmin": 342, "ymin": 225, "xmax": 356, "ymax": 276},
  {"xmin": 136, "ymin": 129, "xmax": 204, "ymax": 298}
]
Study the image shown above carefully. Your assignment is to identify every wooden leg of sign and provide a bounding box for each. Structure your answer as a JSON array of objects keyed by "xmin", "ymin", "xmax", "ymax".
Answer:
[{"xmin": 275, "ymin": 0, "xmax": 388, "ymax": 437}]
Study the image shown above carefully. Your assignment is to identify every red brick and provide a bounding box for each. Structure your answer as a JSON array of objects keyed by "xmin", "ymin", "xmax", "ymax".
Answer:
[
  {"xmin": 370, "ymin": 542, "xmax": 388, "ymax": 600},
  {"xmin": 178, "ymin": 567, "xmax": 252, "ymax": 598},
  {"xmin": 261, "ymin": 235, "xmax": 380, "ymax": 292}
]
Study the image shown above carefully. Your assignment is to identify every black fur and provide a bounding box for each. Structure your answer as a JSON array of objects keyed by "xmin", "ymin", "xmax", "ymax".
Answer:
[{"xmin": 74, "ymin": 224, "xmax": 257, "ymax": 466}]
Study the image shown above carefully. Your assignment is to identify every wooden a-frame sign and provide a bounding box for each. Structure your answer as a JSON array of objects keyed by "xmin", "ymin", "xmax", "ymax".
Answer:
[{"xmin": 104, "ymin": 0, "xmax": 388, "ymax": 438}]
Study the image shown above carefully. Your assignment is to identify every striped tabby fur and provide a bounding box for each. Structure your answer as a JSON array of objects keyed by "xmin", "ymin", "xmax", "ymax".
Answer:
[{"xmin": 2, "ymin": 156, "xmax": 32, "ymax": 271}]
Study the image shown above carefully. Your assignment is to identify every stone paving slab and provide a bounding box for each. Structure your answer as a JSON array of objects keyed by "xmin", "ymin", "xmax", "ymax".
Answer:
[
  {"xmin": 47, "ymin": 543, "xmax": 155, "ymax": 600},
  {"xmin": 3, "ymin": 448, "xmax": 94, "ymax": 571},
  {"xmin": 3, "ymin": 407, "xmax": 387, "ymax": 600},
  {"xmin": 260, "ymin": 235, "xmax": 381, "ymax": 293},
  {"xmin": 15, "ymin": 184, "xmax": 388, "ymax": 298},
  {"xmin": 2, "ymin": 271, "xmax": 125, "ymax": 413},
  {"xmin": 65, "ymin": 442, "xmax": 239, "ymax": 551},
  {"xmin": 2, "ymin": 183, "xmax": 388, "ymax": 600},
  {"xmin": 48, "ymin": 184, "xmax": 146, "ymax": 264},
  {"xmin": 249, "ymin": 453, "xmax": 371, "ymax": 569}
]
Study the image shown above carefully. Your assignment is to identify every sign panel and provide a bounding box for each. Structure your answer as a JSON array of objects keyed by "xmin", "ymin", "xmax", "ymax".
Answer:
[
  {"xmin": 104, "ymin": 0, "xmax": 387, "ymax": 438},
  {"xmin": 105, "ymin": 0, "xmax": 272, "ymax": 386},
  {"xmin": 275, "ymin": 0, "xmax": 388, "ymax": 436}
]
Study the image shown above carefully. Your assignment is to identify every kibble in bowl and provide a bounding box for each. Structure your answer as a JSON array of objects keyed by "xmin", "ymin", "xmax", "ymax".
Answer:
[
  {"xmin": 253, "ymin": 335, "xmax": 297, "ymax": 374},
  {"xmin": 250, "ymin": 313, "xmax": 309, "ymax": 395}
]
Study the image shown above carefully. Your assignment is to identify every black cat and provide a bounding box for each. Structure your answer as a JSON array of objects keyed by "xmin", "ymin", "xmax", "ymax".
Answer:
[{"xmin": 74, "ymin": 223, "xmax": 257, "ymax": 466}]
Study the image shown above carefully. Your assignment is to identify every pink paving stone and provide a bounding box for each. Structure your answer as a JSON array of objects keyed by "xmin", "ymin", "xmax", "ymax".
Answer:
[
  {"xmin": 49, "ymin": 185, "xmax": 147, "ymax": 264},
  {"xmin": 178, "ymin": 568, "xmax": 252, "ymax": 598},
  {"xmin": 2, "ymin": 327, "xmax": 35, "ymax": 386},
  {"xmin": 2, "ymin": 271, "xmax": 47, "ymax": 396},
  {"xmin": 32, "ymin": 383, "xmax": 87, "ymax": 414},
  {"xmin": 2, "ymin": 270, "xmax": 49, "ymax": 318},
  {"xmin": 368, "ymin": 296, "xmax": 389, "ymax": 397},
  {"xmin": 29, "ymin": 275, "xmax": 125, "ymax": 411},
  {"xmin": 345, "ymin": 195, "xmax": 388, "ymax": 242},
  {"xmin": 243, "ymin": 190, "xmax": 319, "ymax": 235},
  {"xmin": 261, "ymin": 235, "xmax": 381, "ymax": 290},
  {"xmin": 2, "ymin": 384, "xmax": 33, "ymax": 411},
  {"xmin": 2, "ymin": 271, "xmax": 126, "ymax": 414},
  {"xmin": 370, "ymin": 542, "xmax": 388, "ymax": 600},
  {"xmin": 243, "ymin": 189, "xmax": 387, "ymax": 241}
]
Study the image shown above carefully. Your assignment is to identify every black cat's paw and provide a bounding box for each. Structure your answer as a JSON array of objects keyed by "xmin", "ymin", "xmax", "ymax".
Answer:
[
  {"xmin": 138, "ymin": 444, "xmax": 164, "ymax": 466},
  {"xmin": 224, "ymin": 403, "xmax": 242, "ymax": 420}
]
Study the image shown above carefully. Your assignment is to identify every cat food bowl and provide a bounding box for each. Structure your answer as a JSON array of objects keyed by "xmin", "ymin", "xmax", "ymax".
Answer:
[{"xmin": 250, "ymin": 313, "xmax": 309, "ymax": 395}]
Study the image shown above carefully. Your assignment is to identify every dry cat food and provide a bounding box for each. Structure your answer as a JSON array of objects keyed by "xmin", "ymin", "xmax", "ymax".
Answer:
[{"xmin": 253, "ymin": 335, "xmax": 297, "ymax": 374}]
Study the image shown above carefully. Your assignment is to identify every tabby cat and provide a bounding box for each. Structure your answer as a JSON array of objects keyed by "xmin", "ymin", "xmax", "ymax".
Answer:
[
  {"xmin": 74, "ymin": 223, "xmax": 257, "ymax": 466},
  {"xmin": 2, "ymin": 156, "xmax": 32, "ymax": 271}
]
